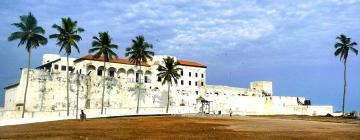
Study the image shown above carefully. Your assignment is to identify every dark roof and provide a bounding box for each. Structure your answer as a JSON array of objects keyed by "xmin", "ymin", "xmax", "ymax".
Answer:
[
  {"xmin": 36, "ymin": 58, "xmax": 61, "ymax": 69},
  {"xmin": 196, "ymin": 96, "xmax": 205, "ymax": 101},
  {"xmin": 74, "ymin": 55, "xmax": 150, "ymax": 67},
  {"xmin": 177, "ymin": 59, "xmax": 207, "ymax": 68},
  {"xmin": 4, "ymin": 83, "xmax": 19, "ymax": 90},
  {"xmin": 74, "ymin": 55, "xmax": 207, "ymax": 68}
]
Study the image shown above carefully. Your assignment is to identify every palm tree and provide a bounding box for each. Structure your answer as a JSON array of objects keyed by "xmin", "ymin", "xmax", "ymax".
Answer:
[
  {"xmin": 125, "ymin": 35, "xmax": 154, "ymax": 114},
  {"xmin": 8, "ymin": 12, "xmax": 48, "ymax": 118},
  {"xmin": 49, "ymin": 17, "xmax": 84, "ymax": 116},
  {"xmin": 157, "ymin": 57, "xmax": 181, "ymax": 113},
  {"xmin": 334, "ymin": 34, "xmax": 358, "ymax": 116},
  {"xmin": 89, "ymin": 32, "xmax": 118, "ymax": 115}
]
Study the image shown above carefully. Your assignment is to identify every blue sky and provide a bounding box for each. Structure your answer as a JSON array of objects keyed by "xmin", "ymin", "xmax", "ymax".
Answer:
[{"xmin": 0, "ymin": 0, "xmax": 360, "ymax": 112}]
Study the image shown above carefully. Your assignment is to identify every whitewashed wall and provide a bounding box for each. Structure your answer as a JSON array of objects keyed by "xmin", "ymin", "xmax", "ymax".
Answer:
[{"xmin": 1, "ymin": 54, "xmax": 333, "ymax": 120}]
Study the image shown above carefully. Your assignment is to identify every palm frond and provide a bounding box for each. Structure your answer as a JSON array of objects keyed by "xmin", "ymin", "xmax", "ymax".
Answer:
[
  {"xmin": 89, "ymin": 32, "xmax": 119, "ymax": 62},
  {"xmin": 157, "ymin": 56, "xmax": 181, "ymax": 85},
  {"xmin": 334, "ymin": 34, "xmax": 358, "ymax": 62},
  {"xmin": 125, "ymin": 35, "xmax": 154, "ymax": 66},
  {"xmin": 26, "ymin": 12, "xmax": 37, "ymax": 30},
  {"xmin": 50, "ymin": 17, "xmax": 84, "ymax": 55},
  {"xmin": 349, "ymin": 47, "xmax": 358, "ymax": 55},
  {"xmin": 32, "ymin": 26, "xmax": 45, "ymax": 34},
  {"xmin": 11, "ymin": 23, "xmax": 27, "ymax": 31},
  {"xmin": 77, "ymin": 27, "xmax": 85, "ymax": 32},
  {"xmin": 33, "ymin": 34, "xmax": 48, "ymax": 45},
  {"xmin": 73, "ymin": 42, "xmax": 80, "ymax": 53},
  {"xmin": 9, "ymin": 13, "xmax": 47, "ymax": 51},
  {"xmin": 8, "ymin": 32, "xmax": 25, "ymax": 42}
]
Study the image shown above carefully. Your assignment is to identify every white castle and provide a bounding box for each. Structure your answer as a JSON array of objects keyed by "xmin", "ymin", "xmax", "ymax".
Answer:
[{"xmin": 0, "ymin": 54, "xmax": 333, "ymax": 119}]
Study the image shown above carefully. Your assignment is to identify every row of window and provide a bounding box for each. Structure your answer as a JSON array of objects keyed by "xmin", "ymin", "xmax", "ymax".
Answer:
[
  {"xmin": 97, "ymin": 70, "xmax": 151, "ymax": 83},
  {"xmin": 162, "ymin": 79, "xmax": 205, "ymax": 86},
  {"xmin": 180, "ymin": 71, "xmax": 204, "ymax": 78},
  {"xmin": 54, "ymin": 64, "xmax": 74, "ymax": 72},
  {"xmin": 181, "ymin": 80, "xmax": 204, "ymax": 86}
]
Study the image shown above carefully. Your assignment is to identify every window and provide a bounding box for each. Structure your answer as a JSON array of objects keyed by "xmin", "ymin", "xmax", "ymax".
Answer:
[
  {"xmin": 195, "ymin": 73, "xmax": 198, "ymax": 77},
  {"xmin": 181, "ymin": 70, "xmax": 183, "ymax": 76},
  {"xmin": 54, "ymin": 64, "xmax": 58, "ymax": 70},
  {"xmin": 189, "ymin": 72, "xmax": 191, "ymax": 77},
  {"xmin": 157, "ymin": 77, "xmax": 161, "ymax": 82},
  {"xmin": 109, "ymin": 71, "xmax": 115, "ymax": 77},
  {"xmin": 189, "ymin": 81, "xmax": 191, "ymax": 86},
  {"xmin": 69, "ymin": 66, "xmax": 75, "ymax": 72},
  {"xmin": 61, "ymin": 66, "xmax": 66, "ymax": 71},
  {"xmin": 181, "ymin": 80, "xmax": 184, "ymax": 85},
  {"xmin": 145, "ymin": 76, "xmax": 148, "ymax": 83},
  {"xmin": 196, "ymin": 91, "xmax": 198, "ymax": 95},
  {"xmin": 97, "ymin": 69, "xmax": 102, "ymax": 76},
  {"xmin": 201, "ymin": 82, "xmax": 204, "ymax": 86},
  {"xmin": 195, "ymin": 81, "xmax": 198, "ymax": 86},
  {"xmin": 79, "ymin": 69, "xmax": 82, "ymax": 74},
  {"xmin": 136, "ymin": 73, "xmax": 140, "ymax": 82},
  {"xmin": 201, "ymin": 73, "xmax": 204, "ymax": 78}
]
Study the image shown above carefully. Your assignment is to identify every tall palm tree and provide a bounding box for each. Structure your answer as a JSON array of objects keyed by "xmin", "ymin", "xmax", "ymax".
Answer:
[
  {"xmin": 125, "ymin": 35, "xmax": 154, "ymax": 114},
  {"xmin": 8, "ymin": 12, "xmax": 48, "ymax": 118},
  {"xmin": 49, "ymin": 17, "xmax": 84, "ymax": 116},
  {"xmin": 89, "ymin": 32, "xmax": 118, "ymax": 115},
  {"xmin": 157, "ymin": 57, "xmax": 181, "ymax": 113},
  {"xmin": 334, "ymin": 34, "xmax": 358, "ymax": 116}
]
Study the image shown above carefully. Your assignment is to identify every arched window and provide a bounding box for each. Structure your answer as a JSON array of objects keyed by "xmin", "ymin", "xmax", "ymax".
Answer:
[
  {"xmin": 127, "ymin": 69, "xmax": 135, "ymax": 82},
  {"xmin": 145, "ymin": 70, "xmax": 152, "ymax": 83},
  {"xmin": 108, "ymin": 67, "xmax": 116, "ymax": 77},
  {"xmin": 117, "ymin": 68, "xmax": 126, "ymax": 79},
  {"xmin": 136, "ymin": 70, "xmax": 143, "ymax": 83},
  {"xmin": 97, "ymin": 66, "xmax": 105, "ymax": 76},
  {"xmin": 86, "ymin": 65, "xmax": 96, "ymax": 76}
]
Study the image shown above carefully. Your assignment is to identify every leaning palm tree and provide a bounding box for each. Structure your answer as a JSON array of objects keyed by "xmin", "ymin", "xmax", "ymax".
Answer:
[
  {"xmin": 8, "ymin": 12, "xmax": 48, "ymax": 118},
  {"xmin": 89, "ymin": 32, "xmax": 118, "ymax": 115},
  {"xmin": 157, "ymin": 57, "xmax": 181, "ymax": 113},
  {"xmin": 49, "ymin": 17, "xmax": 84, "ymax": 116},
  {"xmin": 334, "ymin": 34, "xmax": 358, "ymax": 116},
  {"xmin": 125, "ymin": 35, "xmax": 154, "ymax": 114}
]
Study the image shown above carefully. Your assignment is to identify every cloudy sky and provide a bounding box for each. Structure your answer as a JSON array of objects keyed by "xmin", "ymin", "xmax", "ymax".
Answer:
[{"xmin": 0, "ymin": 0, "xmax": 360, "ymax": 111}]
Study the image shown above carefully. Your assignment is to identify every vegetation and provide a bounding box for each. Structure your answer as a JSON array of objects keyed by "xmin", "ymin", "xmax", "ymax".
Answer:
[
  {"xmin": 125, "ymin": 35, "xmax": 154, "ymax": 114},
  {"xmin": 157, "ymin": 57, "xmax": 181, "ymax": 113},
  {"xmin": 8, "ymin": 12, "xmax": 48, "ymax": 118},
  {"xmin": 334, "ymin": 34, "xmax": 358, "ymax": 116},
  {"xmin": 89, "ymin": 32, "xmax": 118, "ymax": 115},
  {"xmin": 49, "ymin": 17, "xmax": 84, "ymax": 116}
]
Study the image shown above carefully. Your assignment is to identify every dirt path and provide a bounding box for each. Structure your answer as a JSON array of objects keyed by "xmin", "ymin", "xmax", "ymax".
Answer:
[{"xmin": 0, "ymin": 116, "xmax": 359, "ymax": 140}]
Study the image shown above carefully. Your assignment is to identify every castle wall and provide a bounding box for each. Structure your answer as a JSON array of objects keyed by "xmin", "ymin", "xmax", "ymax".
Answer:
[
  {"xmin": 3, "ymin": 86, "xmax": 17, "ymax": 110},
  {"xmin": 0, "ymin": 54, "xmax": 334, "ymax": 121},
  {"xmin": 4, "ymin": 69, "xmax": 196, "ymax": 113},
  {"xmin": 250, "ymin": 81, "xmax": 273, "ymax": 96}
]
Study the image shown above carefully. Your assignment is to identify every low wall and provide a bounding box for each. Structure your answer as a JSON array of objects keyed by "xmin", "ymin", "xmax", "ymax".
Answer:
[
  {"xmin": 0, "ymin": 106, "xmax": 196, "ymax": 121},
  {"xmin": 204, "ymin": 95, "xmax": 333, "ymax": 116},
  {"xmin": 0, "ymin": 105, "xmax": 333, "ymax": 126}
]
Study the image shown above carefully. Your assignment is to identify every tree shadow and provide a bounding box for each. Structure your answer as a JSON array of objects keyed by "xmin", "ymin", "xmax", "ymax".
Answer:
[
  {"xmin": 128, "ymin": 83, "xmax": 150, "ymax": 106},
  {"xmin": 152, "ymin": 88, "xmax": 168, "ymax": 107}
]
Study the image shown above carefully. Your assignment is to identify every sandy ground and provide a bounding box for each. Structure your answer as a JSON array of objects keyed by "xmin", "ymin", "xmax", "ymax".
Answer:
[{"xmin": 0, "ymin": 115, "xmax": 359, "ymax": 140}]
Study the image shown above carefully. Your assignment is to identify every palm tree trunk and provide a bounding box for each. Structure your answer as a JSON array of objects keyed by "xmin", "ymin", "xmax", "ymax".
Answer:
[
  {"xmin": 66, "ymin": 54, "xmax": 70, "ymax": 116},
  {"xmin": 22, "ymin": 50, "xmax": 31, "ymax": 118},
  {"xmin": 101, "ymin": 61, "xmax": 106, "ymax": 115},
  {"xmin": 166, "ymin": 83, "xmax": 170, "ymax": 113},
  {"xmin": 136, "ymin": 65, "xmax": 142, "ymax": 114},
  {"xmin": 342, "ymin": 60, "xmax": 347, "ymax": 116}
]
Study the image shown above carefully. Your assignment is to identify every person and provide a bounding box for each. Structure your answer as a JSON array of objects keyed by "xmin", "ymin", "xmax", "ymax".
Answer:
[
  {"xmin": 80, "ymin": 110, "xmax": 86, "ymax": 121},
  {"xmin": 229, "ymin": 108, "xmax": 233, "ymax": 117}
]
